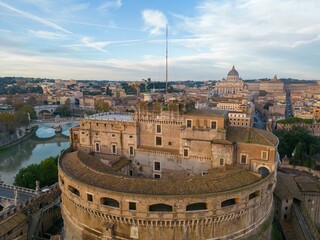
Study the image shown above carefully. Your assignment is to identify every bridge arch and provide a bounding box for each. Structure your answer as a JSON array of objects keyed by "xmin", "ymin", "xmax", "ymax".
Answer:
[{"xmin": 34, "ymin": 105, "xmax": 59, "ymax": 117}]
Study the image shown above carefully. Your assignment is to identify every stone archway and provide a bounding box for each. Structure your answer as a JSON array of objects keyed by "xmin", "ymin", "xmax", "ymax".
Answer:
[
  {"xmin": 258, "ymin": 166, "xmax": 270, "ymax": 178},
  {"xmin": 38, "ymin": 110, "xmax": 52, "ymax": 118}
]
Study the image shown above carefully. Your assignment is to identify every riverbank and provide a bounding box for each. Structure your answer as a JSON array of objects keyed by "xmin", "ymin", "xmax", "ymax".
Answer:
[{"xmin": 0, "ymin": 126, "xmax": 38, "ymax": 151}]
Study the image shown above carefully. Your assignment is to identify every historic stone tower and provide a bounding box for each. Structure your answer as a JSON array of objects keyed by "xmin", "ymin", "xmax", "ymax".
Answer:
[{"xmin": 59, "ymin": 101, "xmax": 278, "ymax": 239}]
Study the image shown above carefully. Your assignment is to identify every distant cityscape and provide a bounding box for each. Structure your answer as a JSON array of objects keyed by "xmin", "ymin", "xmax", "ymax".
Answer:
[{"xmin": 0, "ymin": 66, "xmax": 319, "ymax": 239}]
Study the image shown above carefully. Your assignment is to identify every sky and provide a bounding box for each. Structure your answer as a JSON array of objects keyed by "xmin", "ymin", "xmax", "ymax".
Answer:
[{"xmin": 0, "ymin": 0, "xmax": 320, "ymax": 81}]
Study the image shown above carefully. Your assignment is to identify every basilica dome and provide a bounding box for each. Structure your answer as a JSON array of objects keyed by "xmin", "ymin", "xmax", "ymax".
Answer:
[{"xmin": 227, "ymin": 65, "xmax": 239, "ymax": 76}]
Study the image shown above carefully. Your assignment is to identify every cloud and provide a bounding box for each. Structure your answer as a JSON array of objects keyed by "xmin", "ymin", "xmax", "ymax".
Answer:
[
  {"xmin": 29, "ymin": 30, "xmax": 69, "ymax": 40},
  {"xmin": 62, "ymin": 2, "xmax": 90, "ymax": 14},
  {"xmin": 98, "ymin": 0, "xmax": 122, "ymax": 11},
  {"xmin": 0, "ymin": 1, "xmax": 73, "ymax": 35},
  {"xmin": 64, "ymin": 37, "xmax": 110, "ymax": 52},
  {"xmin": 142, "ymin": 9, "xmax": 167, "ymax": 35}
]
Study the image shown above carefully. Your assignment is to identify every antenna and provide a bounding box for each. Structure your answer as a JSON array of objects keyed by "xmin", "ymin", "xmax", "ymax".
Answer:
[{"xmin": 165, "ymin": 24, "xmax": 168, "ymax": 102}]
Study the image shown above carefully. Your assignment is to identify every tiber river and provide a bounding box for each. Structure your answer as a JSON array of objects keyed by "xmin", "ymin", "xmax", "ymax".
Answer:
[{"xmin": 0, "ymin": 123, "xmax": 78, "ymax": 184}]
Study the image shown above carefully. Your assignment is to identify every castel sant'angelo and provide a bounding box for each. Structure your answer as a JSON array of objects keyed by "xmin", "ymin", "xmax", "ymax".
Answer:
[{"xmin": 58, "ymin": 69, "xmax": 279, "ymax": 240}]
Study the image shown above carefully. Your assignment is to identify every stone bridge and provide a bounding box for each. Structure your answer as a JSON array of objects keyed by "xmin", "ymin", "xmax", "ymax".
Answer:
[{"xmin": 34, "ymin": 105, "xmax": 59, "ymax": 117}]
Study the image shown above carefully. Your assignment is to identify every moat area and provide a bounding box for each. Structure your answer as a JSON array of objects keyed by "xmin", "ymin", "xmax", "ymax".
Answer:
[{"xmin": 0, "ymin": 123, "xmax": 75, "ymax": 184}]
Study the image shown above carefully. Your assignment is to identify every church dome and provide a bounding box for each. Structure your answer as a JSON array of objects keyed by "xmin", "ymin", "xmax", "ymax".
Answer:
[{"xmin": 227, "ymin": 65, "xmax": 239, "ymax": 76}]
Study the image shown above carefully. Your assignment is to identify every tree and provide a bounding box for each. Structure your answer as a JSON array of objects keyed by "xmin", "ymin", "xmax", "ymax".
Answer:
[
  {"xmin": 0, "ymin": 112, "xmax": 18, "ymax": 133},
  {"xmin": 14, "ymin": 156, "xmax": 58, "ymax": 189},
  {"xmin": 26, "ymin": 96, "xmax": 37, "ymax": 106},
  {"xmin": 105, "ymin": 87, "xmax": 112, "ymax": 96},
  {"xmin": 12, "ymin": 102, "xmax": 25, "ymax": 111},
  {"xmin": 259, "ymin": 90, "xmax": 267, "ymax": 96},
  {"xmin": 94, "ymin": 99, "xmax": 110, "ymax": 113},
  {"xmin": 54, "ymin": 99, "xmax": 71, "ymax": 116},
  {"xmin": 20, "ymin": 104, "xmax": 36, "ymax": 119},
  {"xmin": 263, "ymin": 102, "xmax": 273, "ymax": 110}
]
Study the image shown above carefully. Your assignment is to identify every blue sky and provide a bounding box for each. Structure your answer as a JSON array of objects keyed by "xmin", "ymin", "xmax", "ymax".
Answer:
[{"xmin": 0, "ymin": 0, "xmax": 320, "ymax": 81}]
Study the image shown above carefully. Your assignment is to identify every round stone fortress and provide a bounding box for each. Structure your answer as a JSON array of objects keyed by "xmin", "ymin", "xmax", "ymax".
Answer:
[{"xmin": 59, "ymin": 101, "xmax": 279, "ymax": 239}]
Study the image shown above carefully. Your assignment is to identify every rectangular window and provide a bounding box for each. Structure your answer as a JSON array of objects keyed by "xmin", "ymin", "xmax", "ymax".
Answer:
[
  {"xmin": 87, "ymin": 194, "xmax": 93, "ymax": 202},
  {"xmin": 112, "ymin": 144, "xmax": 116, "ymax": 154},
  {"xmin": 156, "ymin": 124, "xmax": 162, "ymax": 134},
  {"xmin": 129, "ymin": 146, "xmax": 134, "ymax": 156},
  {"xmin": 95, "ymin": 143, "xmax": 100, "ymax": 152},
  {"xmin": 154, "ymin": 162, "xmax": 161, "ymax": 171},
  {"xmin": 220, "ymin": 158, "xmax": 225, "ymax": 166},
  {"xmin": 154, "ymin": 174, "xmax": 161, "ymax": 178},
  {"xmin": 211, "ymin": 121, "xmax": 217, "ymax": 129},
  {"xmin": 156, "ymin": 136, "xmax": 162, "ymax": 146},
  {"xmin": 240, "ymin": 154, "xmax": 247, "ymax": 164},
  {"xmin": 186, "ymin": 119, "xmax": 192, "ymax": 128},
  {"xmin": 129, "ymin": 202, "xmax": 136, "ymax": 211},
  {"xmin": 112, "ymin": 134, "xmax": 115, "ymax": 138},
  {"xmin": 183, "ymin": 148, "xmax": 189, "ymax": 157},
  {"xmin": 261, "ymin": 151, "xmax": 268, "ymax": 160}
]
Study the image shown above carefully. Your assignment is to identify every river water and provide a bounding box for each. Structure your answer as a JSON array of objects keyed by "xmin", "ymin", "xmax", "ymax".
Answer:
[{"xmin": 0, "ymin": 123, "xmax": 77, "ymax": 184}]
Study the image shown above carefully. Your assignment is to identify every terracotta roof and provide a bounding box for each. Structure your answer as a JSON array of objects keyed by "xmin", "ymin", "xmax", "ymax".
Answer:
[
  {"xmin": 226, "ymin": 126, "xmax": 278, "ymax": 146},
  {"xmin": 60, "ymin": 150, "xmax": 264, "ymax": 196},
  {"xmin": 0, "ymin": 212, "xmax": 27, "ymax": 237}
]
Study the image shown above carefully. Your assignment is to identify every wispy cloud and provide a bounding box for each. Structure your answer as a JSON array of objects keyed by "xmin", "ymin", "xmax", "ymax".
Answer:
[
  {"xmin": 65, "ymin": 37, "xmax": 110, "ymax": 52},
  {"xmin": 142, "ymin": 9, "xmax": 167, "ymax": 35},
  {"xmin": 98, "ymin": 0, "xmax": 122, "ymax": 11},
  {"xmin": 62, "ymin": 2, "xmax": 90, "ymax": 14},
  {"xmin": 29, "ymin": 30, "xmax": 69, "ymax": 40},
  {"xmin": 0, "ymin": 1, "xmax": 73, "ymax": 35},
  {"xmin": 65, "ymin": 38, "xmax": 146, "ymax": 52}
]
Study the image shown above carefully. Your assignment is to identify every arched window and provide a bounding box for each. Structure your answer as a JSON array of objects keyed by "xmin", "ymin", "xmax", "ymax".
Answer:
[
  {"xmin": 186, "ymin": 202, "xmax": 207, "ymax": 211},
  {"xmin": 149, "ymin": 204, "xmax": 172, "ymax": 212},
  {"xmin": 221, "ymin": 198, "xmax": 240, "ymax": 208},
  {"xmin": 100, "ymin": 197, "xmax": 119, "ymax": 208},
  {"xmin": 258, "ymin": 167, "xmax": 270, "ymax": 178},
  {"xmin": 68, "ymin": 186, "xmax": 80, "ymax": 197},
  {"xmin": 249, "ymin": 190, "xmax": 260, "ymax": 200}
]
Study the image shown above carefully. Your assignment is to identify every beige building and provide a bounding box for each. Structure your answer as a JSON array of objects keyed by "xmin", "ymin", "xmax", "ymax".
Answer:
[
  {"xmin": 260, "ymin": 75, "xmax": 284, "ymax": 93},
  {"xmin": 59, "ymin": 101, "xmax": 279, "ymax": 240},
  {"xmin": 215, "ymin": 66, "xmax": 245, "ymax": 96},
  {"xmin": 274, "ymin": 165, "xmax": 320, "ymax": 239}
]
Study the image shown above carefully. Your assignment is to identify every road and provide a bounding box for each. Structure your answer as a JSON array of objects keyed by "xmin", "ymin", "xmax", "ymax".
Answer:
[
  {"xmin": 285, "ymin": 90, "xmax": 293, "ymax": 118},
  {"xmin": 253, "ymin": 111, "xmax": 266, "ymax": 130}
]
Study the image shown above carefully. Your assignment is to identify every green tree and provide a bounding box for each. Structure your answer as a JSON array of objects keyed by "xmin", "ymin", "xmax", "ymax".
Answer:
[
  {"xmin": 94, "ymin": 99, "xmax": 110, "ymax": 113},
  {"xmin": 0, "ymin": 112, "xmax": 18, "ymax": 133},
  {"xmin": 19, "ymin": 104, "xmax": 37, "ymax": 119},
  {"xmin": 26, "ymin": 96, "xmax": 37, "ymax": 106},
  {"xmin": 14, "ymin": 156, "xmax": 58, "ymax": 189},
  {"xmin": 54, "ymin": 99, "xmax": 71, "ymax": 116},
  {"xmin": 259, "ymin": 90, "xmax": 267, "ymax": 96},
  {"xmin": 14, "ymin": 164, "xmax": 39, "ymax": 189},
  {"xmin": 263, "ymin": 102, "xmax": 273, "ymax": 110},
  {"xmin": 15, "ymin": 111, "xmax": 28, "ymax": 126},
  {"xmin": 12, "ymin": 101, "xmax": 25, "ymax": 111}
]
